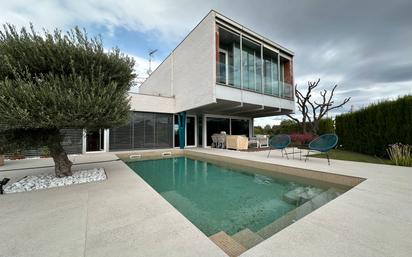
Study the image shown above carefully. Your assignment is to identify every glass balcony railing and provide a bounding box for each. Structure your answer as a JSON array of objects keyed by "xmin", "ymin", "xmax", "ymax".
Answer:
[
  {"xmin": 282, "ymin": 82, "xmax": 294, "ymax": 100},
  {"xmin": 217, "ymin": 63, "xmax": 294, "ymax": 100}
]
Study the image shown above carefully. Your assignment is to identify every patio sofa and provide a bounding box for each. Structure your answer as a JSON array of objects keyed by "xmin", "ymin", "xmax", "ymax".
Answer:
[{"xmin": 226, "ymin": 135, "xmax": 248, "ymax": 150}]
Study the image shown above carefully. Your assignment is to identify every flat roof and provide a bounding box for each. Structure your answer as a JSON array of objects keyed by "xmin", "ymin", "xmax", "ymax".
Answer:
[{"xmin": 213, "ymin": 10, "xmax": 294, "ymax": 56}]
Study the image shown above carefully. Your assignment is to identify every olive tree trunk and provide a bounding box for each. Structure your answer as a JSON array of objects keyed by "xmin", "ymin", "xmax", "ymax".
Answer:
[
  {"xmin": 47, "ymin": 130, "xmax": 73, "ymax": 177},
  {"xmin": 50, "ymin": 145, "xmax": 72, "ymax": 177}
]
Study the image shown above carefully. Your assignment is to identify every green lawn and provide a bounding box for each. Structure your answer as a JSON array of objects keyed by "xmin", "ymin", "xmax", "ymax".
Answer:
[{"xmin": 310, "ymin": 149, "xmax": 392, "ymax": 165}]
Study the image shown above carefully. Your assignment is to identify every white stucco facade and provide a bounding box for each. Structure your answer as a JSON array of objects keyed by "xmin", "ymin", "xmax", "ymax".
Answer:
[
  {"xmin": 137, "ymin": 10, "xmax": 295, "ymax": 117},
  {"xmin": 128, "ymin": 93, "xmax": 175, "ymax": 114},
  {"xmin": 139, "ymin": 11, "xmax": 216, "ymax": 113}
]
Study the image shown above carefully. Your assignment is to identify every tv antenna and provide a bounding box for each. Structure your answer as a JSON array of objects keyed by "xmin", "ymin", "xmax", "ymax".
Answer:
[{"xmin": 147, "ymin": 49, "xmax": 158, "ymax": 75}]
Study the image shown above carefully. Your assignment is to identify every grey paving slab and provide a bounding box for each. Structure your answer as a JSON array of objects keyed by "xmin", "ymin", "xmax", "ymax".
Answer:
[
  {"xmin": 241, "ymin": 218, "xmax": 386, "ymax": 257},
  {"xmin": 0, "ymin": 185, "xmax": 88, "ymax": 257}
]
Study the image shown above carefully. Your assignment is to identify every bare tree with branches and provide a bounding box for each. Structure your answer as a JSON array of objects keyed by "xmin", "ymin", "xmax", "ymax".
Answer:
[{"xmin": 287, "ymin": 79, "xmax": 351, "ymax": 135}]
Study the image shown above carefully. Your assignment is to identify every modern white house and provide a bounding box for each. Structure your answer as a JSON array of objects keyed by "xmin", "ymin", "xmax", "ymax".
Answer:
[{"xmin": 60, "ymin": 10, "xmax": 295, "ymax": 154}]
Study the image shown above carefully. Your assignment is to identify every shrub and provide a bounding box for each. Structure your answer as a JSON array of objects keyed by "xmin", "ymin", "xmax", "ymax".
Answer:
[
  {"xmin": 336, "ymin": 95, "xmax": 412, "ymax": 157},
  {"xmin": 387, "ymin": 143, "xmax": 412, "ymax": 167},
  {"xmin": 254, "ymin": 126, "xmax": 264, "ymax": 135},
  {"xmin": 278, "ymin": 120, "xmax": 301, "ymax": 134},
  {"xmin": 289, "ymin": 133, "xmax": 315, "ymax": 145}
]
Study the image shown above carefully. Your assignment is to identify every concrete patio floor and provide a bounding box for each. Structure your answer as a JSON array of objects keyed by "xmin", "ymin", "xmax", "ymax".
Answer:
[{"xmin": 1, "ymin": 148, "xmax": 412, "ymax": 257}]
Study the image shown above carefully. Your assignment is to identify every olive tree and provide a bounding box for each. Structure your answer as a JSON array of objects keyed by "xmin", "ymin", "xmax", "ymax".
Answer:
[{"xmin": 0, "ymin": 24, "xmax": 135, "ymax": 177}]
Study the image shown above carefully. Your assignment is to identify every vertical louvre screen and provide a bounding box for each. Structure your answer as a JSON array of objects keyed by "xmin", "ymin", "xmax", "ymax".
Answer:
[
  {"xmin": 109, "ymin": 112, "xmax": 173, "ymax": 151},
  {"xmin": 61, "ymin": 129, "xmax": 83, "ymax": 154},
  {"xmin": 144, "ymin": 113, "xmax": 155, "ymax": 148},
  {"xmin": 109, "ymin": 120, "xmax": 133, "ymax": 151},
  {"xmin": 4, "ymin": 129, "xmax": 83, "ymax": 158},
  {"xmin": 155, "ymin": 114, "xmax": 173, "ymax": 148},
  {"xmin": 133, "ymin": 112, "xmax": 145, "ymax": 149}
]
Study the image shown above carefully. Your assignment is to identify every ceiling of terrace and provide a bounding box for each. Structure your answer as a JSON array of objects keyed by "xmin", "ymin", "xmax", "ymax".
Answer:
[{"xmin": 187, "ymin": 99, "xmax": 293, "ymax": 118}]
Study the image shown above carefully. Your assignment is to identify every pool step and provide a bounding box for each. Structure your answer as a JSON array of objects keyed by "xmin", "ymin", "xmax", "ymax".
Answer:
[
  {"xmin": 232, "ymin": 228, "xmax": 264, "ymax": 249},
  {"xmin": 257, "ymin": 188, "xmax": 340, "ymax": 239},
  {"xmin": 209, "ymin": 231, "xmax": 247, "ymax": 257},
  {"xmin": 283, "ymin": 187, "xmax": 324, "ymax": 205}
]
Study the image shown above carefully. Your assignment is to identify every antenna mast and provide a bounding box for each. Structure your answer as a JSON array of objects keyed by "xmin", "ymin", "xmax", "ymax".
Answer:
[{"xmin": 147, "ymin": 49, "xmax": 158, "ymax": 75}]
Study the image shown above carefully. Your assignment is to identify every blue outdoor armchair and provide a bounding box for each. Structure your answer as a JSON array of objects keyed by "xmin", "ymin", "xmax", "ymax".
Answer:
[
  {"xmin": 305, "ymin": 133, "xmax": 338, "ymax": 165},
  {"xmin": 267, "ymin": 134, "xmax": 291, "ymax": 159}
]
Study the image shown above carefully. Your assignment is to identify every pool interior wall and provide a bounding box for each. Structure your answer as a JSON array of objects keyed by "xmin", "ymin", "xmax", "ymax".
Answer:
[
  {"xmin": 118, "ymin": 149, "xmax": 364, "ymax": 188},
  {"xmin": 122, "ymin": 151, "xmax": 363, "ymax": 255}
]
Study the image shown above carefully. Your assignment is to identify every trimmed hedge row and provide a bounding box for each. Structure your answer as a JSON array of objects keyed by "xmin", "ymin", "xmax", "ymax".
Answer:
[
  {"xmin": 336, "ymin": 95, "xmax": 412, "ymax": 157},
  {"xmin": 318, "ymin": 118, "xmax": 335, "ymax": 135}
]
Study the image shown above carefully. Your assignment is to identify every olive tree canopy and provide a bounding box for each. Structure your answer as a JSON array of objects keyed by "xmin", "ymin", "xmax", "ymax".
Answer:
[{"xmin": 0, "ymin": 24, "xmax": 135, "ymax": 176}]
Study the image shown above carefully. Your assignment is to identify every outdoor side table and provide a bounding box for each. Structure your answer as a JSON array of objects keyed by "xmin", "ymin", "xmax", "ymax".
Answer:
[{"xmin": 287, "ymin": 144, "xmax": 307, "ymax": 160}]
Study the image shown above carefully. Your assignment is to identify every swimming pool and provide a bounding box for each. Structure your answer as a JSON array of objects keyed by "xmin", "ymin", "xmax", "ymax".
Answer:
[{"xmin": 126, "ymin": 155, "xmax": 349, "ymax": 251}]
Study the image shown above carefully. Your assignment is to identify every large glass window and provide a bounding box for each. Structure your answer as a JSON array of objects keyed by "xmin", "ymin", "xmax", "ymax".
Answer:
[
  {"xmin": 217, "ymin": 50, "xmax": 228, "ymax": 84},
  {"xmin": 263, "ymin": 48, "xmax": 279, "ymax": 96},
  {"xmin": 280, "ymin": 57, "xmax": 293, "ymax": 99},
  {"xmin": 242, "ymin": 37, "xmax": 262, "ymax": 93},
  {"xmin": 216, "ymin": 26, "xmax": 241, "ymax": 88},
  {"xmin": 109, "ymin": 112, "xmax": 173, "ymax": 150},
  {"xmin": 216, "ymin": 25, "xmax": 292, "ymax": 99}
]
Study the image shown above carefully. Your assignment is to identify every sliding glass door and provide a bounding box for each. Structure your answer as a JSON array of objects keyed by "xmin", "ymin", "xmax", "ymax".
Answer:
[
  {"xmin": 205, "ymin": 116, "xmax": 251, "ymax": 146},
  {"xmin": 206, "ymin": 117, "xmax": 230, "ymax": 146},
  {"xmin": 174, "ymin": 115, "xmax": 197, "ymax": 148},
  {"xmin": 231, "ymin": 119, "xmax": 250, "ymax": 136},
  {"xmin": 86, "ymin": 129, "xmax": 106, "ymax": 152},
  {"xmin": 186, "ymin": 116, "xmax": 196, "ymax": 147}
]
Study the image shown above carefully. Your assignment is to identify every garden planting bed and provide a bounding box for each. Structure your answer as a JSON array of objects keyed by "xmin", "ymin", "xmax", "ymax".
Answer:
[{"xmin": 4, "ymin": 168, "xmax": 106, "ymax": 194}]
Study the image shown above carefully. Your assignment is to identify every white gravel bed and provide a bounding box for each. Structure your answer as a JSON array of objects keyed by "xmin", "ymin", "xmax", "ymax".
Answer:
[{"xmin": 4, "ymin": 168, "xmax": 106, "ymax": 194}]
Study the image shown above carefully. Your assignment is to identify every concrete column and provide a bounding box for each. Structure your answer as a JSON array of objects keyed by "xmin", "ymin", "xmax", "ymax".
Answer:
[
  {"xmin": 202, "ymin": 114, "xmax": 207, "ymax": 148},
  {"xmin": 250, "ymin": 119, "xmax": 254, "ymax": 137}
]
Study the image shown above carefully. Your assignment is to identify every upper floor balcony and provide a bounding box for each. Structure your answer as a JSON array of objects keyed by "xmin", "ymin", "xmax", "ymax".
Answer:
[{"xmin": 215, "ymin": 25, "xmax": 294, "ymax": 100}]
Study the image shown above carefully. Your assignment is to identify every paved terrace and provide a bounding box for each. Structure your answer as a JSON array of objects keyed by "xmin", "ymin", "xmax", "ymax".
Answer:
[{"xmin": 1, "ymin": 148, "xmax": 411, "ymax": 257}]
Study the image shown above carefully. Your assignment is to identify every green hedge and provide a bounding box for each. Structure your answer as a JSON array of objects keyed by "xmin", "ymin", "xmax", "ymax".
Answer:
[
  {"xmin": 336, "ymin": 95, "xmax": 412, "ymax": 157},
  {"xmin": 318, "ymin": 118, "xmax": 335, "ymax": 135}
]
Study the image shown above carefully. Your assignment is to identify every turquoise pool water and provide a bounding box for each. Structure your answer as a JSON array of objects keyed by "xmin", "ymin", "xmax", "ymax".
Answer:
[{"xmin": 126, "ymin": 156, "xmax": 345, "ymax": 238}]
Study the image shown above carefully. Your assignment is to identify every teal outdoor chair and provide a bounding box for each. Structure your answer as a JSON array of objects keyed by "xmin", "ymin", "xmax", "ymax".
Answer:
[
  {"xmin": 305, "ymin": 133, "xmax": 338, "ymax": 165},
  {"xmin": 267, "ymin": 134, "xmax": 291, "ymax": 159}
]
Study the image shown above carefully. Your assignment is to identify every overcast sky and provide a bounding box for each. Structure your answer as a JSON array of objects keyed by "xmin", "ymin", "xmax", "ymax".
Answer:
[{"xmin": 2, "ymin": 0, "xmax": 412, "ymax": 126}]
